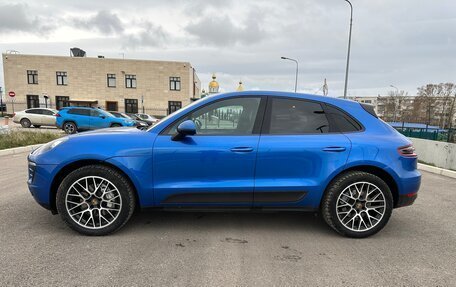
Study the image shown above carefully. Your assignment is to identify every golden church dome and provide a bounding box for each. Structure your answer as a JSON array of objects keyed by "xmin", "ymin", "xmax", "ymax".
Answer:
[
  {"xmin": 208, "ymin": 73, "xmax": 219, "ymax": 93},
  {"xmin": 236, "ymin": 80, "xmax": 244, "ymax": 91}
]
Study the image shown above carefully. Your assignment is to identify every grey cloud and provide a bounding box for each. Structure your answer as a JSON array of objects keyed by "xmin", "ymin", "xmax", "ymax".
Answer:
[
  {"xmin": 185, "ymin": 10, "xmax": 267, "ymax": 46},
  {"xmin": 72, "ymin": 11, "xmax": 124, "ymax": 34},
  {"xmin": 123, "ymin": 22, "xmax": 168, "ymax": 49},
  {"xmin": 0, "ymin": 3, "xmax": 55, "ymax": 34}
]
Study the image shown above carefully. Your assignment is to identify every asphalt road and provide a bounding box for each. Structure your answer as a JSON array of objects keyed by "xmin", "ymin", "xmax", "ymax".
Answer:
[{"xmin": 0, "ymin": 152, "xmax": 455, "ymax": 286}]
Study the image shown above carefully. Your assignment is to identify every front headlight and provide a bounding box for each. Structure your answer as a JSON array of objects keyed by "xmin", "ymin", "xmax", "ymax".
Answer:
[{"xmin": 33, "ymin": 137, "xmax": 69, "ymax": 156}]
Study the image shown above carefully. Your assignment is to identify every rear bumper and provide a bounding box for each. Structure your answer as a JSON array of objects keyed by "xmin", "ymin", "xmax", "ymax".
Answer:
[
  {"xmin": 396, "ymin": 192, "xmax": 418, "ymax": 208},
  {"xmin": 395, "ymin": 170, "xmax": 421, "ymax": 208}
]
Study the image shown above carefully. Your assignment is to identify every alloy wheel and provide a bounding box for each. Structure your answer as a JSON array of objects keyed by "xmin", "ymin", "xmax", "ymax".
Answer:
[
  {"xmin": 336, "ymin": 181, "xmax": 386, "ymax": 232},
  {"xmin": 65, "ymin": 176, "xmax": 122, "ymax": 229}
]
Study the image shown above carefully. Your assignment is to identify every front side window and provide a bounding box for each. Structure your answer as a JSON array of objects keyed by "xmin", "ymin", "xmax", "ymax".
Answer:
[
  {"xmin": 170, "ymin": 77, "xmax": 181, "ymax": 91},
  {"xmin": 125, "ymin": 99, "xmax": 138, "ymax": 113},
  {"xmin": 125, "ymin": 74, "xmax": 136, "ymax": 88},
  {"xmin": 56, "ymin": 72, "xmax": 68, "ymax": 85},
  {"xmin": 166, "ymin": 97, "xmax": 261, "ymax": 135},
  {"xmin": 267, "ymin": 98, "xmax": 330, "ymax": 134},
  {"xmin": 107, "ymin": 74, "xmax": 116, "ymax": 87},
  {"xmin": 27, "ymin": 70, "xmax": 38, "ymax": 84}
]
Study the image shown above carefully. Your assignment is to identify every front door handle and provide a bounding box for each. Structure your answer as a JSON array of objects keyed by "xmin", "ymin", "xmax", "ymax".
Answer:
[
  {"xmin": 322, "ymin": 146, "xmax": 347, "ymax": 152},
  {"xmin": 230, "ymin": 147, "xmax": 254, "ymax": 153}
]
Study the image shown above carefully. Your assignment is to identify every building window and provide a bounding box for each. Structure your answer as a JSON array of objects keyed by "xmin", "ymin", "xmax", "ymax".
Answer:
[
  {"xmin": 56, "ymin": 72, "xmax": 68, "ymax": 85},
  {"xmin": 170, "ymin": 77, "xmax": 181, "ymax": 91},
  {"xmin": 125, "ymin": 99, "xmax": 138, "ymax": 114},
  {"xmin": 26, "ymin": 95, "xmax": 40, "ymax": 109},
  {"xmin": 125, "ymin": 74, "xmax": 136, "ymax": 88},
  {"xmin": 168, "ymin": 101, "xmax": 182, "ymax": 114},
  {"xmin": 27, "ymin": 70, "xmax": 38, "ymax": 84},
  {"xmin": 106, "ymin": 101, "xmax": 118, "ymax": 111},
  {"xmin": 107, "ymin": 74, "xmax": 116, "ymax": 87},
  {"xmin": 55, "ymin": 96, "xmax": 70, "ymax": 110}
]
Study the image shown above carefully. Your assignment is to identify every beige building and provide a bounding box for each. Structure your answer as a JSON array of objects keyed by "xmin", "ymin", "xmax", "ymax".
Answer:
[{"xmin": 1, "ymin": 53, "xmax": 201, "ymax": 116}]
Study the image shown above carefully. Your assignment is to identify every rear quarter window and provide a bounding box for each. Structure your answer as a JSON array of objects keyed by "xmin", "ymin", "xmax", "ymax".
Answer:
[{"xmin": 324, "ymin": 105, "xmax": 362, "ymax": 132}]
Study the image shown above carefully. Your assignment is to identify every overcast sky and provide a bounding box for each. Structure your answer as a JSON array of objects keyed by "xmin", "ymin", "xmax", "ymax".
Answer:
[{"xmin": 0, "ymin": 0, "xmax": 455, "ymax": 97}]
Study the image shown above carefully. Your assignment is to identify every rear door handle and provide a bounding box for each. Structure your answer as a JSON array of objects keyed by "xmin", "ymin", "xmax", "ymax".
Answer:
[
  {"xmin": 230, "ymin": 147, "xmax": 254, "ymax": 153},
  {"xmin": 322, "ymin": 147, "xmax": 346, "ymax": 152}
]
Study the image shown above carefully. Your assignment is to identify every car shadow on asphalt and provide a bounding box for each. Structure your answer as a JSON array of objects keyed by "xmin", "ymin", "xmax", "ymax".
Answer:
[{"xmin": 120, "ymin": 210, "xmax": 336, "ymax": 236}]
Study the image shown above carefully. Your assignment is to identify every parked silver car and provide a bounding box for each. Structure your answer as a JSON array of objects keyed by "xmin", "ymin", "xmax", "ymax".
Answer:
[{"xmin": 12, "ymin": 108, "xmax": 58, "ymax": 128}]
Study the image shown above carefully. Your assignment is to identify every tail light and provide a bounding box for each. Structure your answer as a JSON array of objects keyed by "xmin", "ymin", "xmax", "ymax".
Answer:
[
  {"xmin": 12, "ymin": 113, "xmax": 16, "ymax": 117},
  {"xmin": 55, "ymin": 113, "xmax": 61, "ymax": 117},
  {"xmin": 398, "ymin": 144, "xmax": 417, "ymax": 158}
]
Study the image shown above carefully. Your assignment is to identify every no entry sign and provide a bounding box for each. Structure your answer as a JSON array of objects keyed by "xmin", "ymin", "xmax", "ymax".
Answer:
[{"xmin": 8, "ymin": 91, "xmax": 15, "ymax": 98}]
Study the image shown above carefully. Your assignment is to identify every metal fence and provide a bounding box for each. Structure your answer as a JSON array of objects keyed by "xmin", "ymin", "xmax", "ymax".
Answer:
[{"xmin": 395, "ymin": 127, "xmax": 455, "ymax": 143}]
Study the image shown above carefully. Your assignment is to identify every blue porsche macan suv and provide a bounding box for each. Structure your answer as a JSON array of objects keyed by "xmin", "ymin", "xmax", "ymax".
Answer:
[{"xmin": 27, "ymin": 91, "xmax": 421, "ymax": 237}]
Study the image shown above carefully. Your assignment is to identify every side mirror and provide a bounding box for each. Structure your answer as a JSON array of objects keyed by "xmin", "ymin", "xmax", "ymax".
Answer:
[
  {"xmin": 172, "ymin": 120, "xmax": 196, "ymax": 141},
  {"xmin": 99, "ymin": 115, "xmax": 106, "ymax": 119}
]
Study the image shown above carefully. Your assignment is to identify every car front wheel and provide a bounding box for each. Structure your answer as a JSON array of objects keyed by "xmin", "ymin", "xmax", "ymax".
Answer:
[
  {"xmin": 321, "ymin": 171, "xmax": 393, "ymax": 238},
  {"xmin": 20, "ymin": 118, "xmax": 31, "ymax": 128},
  {"xmin": 56, "ymin": 165, "xmax": 136, "ymax": 236}
]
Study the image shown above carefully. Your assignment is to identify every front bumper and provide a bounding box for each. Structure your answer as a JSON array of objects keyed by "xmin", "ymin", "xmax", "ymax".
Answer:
[{"xmin": 27, "ymin": 158, "xmax": 58, "ymax": 211}]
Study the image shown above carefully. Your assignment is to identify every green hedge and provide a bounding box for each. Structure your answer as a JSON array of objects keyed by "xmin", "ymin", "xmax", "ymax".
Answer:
[{"xmin": 0, "ymin": 131, "xmax": 63, "ymax": 150}]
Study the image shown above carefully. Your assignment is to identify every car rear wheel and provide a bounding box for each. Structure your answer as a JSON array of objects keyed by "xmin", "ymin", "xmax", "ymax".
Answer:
[
  {"xmin": 20, "ymin": 118, "xmax": 31, "ymax": 128},
  {"xmin": 321, "ymin": 171, "xmax": 393, "ymax": 238},
  {"xmin": 56, "ymin": 165, "xmax": 136, "ymax": 236},
  {"xmin": 63, "ymin": 122, "xmax": 77, "ymax": 134}
]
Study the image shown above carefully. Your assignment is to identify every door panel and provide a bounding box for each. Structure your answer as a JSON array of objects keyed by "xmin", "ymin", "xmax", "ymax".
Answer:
[
  {"xmin": 254, "ymin": 134, "xmax": 351, "ymax": 207},
  {"xmin": 153, "ymin": 135, "xmax": 259, "ymax": 205}
]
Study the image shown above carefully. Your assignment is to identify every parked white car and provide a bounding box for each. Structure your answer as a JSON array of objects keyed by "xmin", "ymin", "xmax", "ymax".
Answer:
[
  {"xmin": 135, "ymin": 113, "xmax": 160, "ymax": 125},
  {"xmin": 13, "ymin": 108, "xmax": 58, "ymax": 128}
]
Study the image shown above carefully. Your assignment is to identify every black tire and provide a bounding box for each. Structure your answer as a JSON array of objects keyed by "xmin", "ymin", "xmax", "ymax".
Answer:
[
  {"xmin": 111, "ymin": 123, "xmax": 122, "ymax": 127},
  {"xmin": 63, "ymin": 121, "xmax": 77, "ymax": 134},
  {"xmin": 33, "ymin": 125, "xmax": 41, "ymax": 128},
  {"xmin": 56, "ymin": 165, "xmax": 136, "ymax": 236},
  {"xmin": 20, "ymin": 118, "xmax": 31, "ymax": 128},
  {"xmin": 321, "ymin": 171, "xmax": 393, "ymax": 238}
]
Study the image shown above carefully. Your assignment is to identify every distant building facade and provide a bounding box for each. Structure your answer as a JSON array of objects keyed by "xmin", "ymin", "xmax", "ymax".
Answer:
[{"xmin": 2, "ymin": 53, "xmax": 201, "ymax": 116}]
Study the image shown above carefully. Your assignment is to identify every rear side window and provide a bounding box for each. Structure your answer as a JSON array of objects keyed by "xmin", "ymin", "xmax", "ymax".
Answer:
[
  {"xmin": 42, "ymin": 110, "xmax": 55, "ymax": 116},
  {"xmin": 324, "ymin": 105, "xmax": 362, "ymax": 132},
  {"xmin": 26, "ymin": 109, "xmax": 43, "ymax": 114},
  {"xmin": 267, "ymin": 98, "xmax": 330, "ymax": 134},
  {"xmin": 68, "ymin": 108, "xmax": 90, "ymax": 116}
]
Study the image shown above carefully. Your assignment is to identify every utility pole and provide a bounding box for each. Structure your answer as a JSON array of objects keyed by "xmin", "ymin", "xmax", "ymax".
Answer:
[{"xmin": 343, "ymin": 0, "xmax": 353, "ymax": 99}]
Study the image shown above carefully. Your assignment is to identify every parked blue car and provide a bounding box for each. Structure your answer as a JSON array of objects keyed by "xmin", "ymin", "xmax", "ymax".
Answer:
[
  {"xmin": 28, "ymin": 91, "xmax": 421, "ymax": 237},
  {"xmin": 56, "ymin": 107, "xmax": 135, "ymax": 134}
]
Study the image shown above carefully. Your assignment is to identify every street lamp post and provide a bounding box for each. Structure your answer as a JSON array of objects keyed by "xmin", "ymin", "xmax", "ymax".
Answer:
[
  {"xmin": 281, "ymin": 56, "xmax": 298, "ymax": 92},
  {"xmin": 343, "ymin": 0, "xmax": 353, "ymax": 99}
]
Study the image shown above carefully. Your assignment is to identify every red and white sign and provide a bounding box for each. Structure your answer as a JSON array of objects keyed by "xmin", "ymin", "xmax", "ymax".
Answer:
[{"xmin": 8, "ymin": 91, "xmax": 15, "ymax": 98}]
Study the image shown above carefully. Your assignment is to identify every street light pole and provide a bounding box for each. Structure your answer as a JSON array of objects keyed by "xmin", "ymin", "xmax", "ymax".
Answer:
[
  {"xmin": 281, "ymin": 56, "xmax": 298, "ymax": 92},
  {"xmin": 343, "ymin": 0, "xmax": 353, "ymax": 99}
]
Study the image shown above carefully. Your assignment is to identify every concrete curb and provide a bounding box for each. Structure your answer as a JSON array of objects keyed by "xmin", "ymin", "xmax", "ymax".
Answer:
[
  {"xmin": 418, "ymin": 163, "xmax": 456, "ymax": 179},
  {"xmin": 0, "ymin": 144, "xmax": 43, "ymax": 157}
]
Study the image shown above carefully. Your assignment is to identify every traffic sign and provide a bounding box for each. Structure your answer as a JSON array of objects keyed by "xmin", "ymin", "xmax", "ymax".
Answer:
[{"xmin": 8, "ymin": 91, "xmax": 15, "ymax": 97}]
